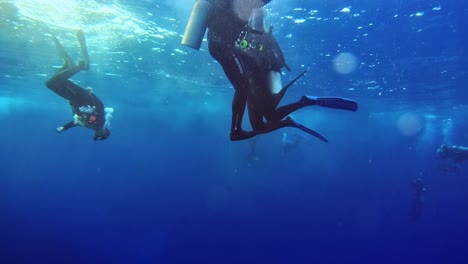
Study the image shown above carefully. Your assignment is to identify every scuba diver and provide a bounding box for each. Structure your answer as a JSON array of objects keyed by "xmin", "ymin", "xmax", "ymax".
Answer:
[
  {"xmin": 45, "ymin": 30, "xmax": 112, "ymax": 141},
  {"xmin": 182, "ymin": 0, "xmax": 358, "ymax": 142},
  {"xmin": 438, "ymin": 144, "xmax": 468, "ymax": 163},
  {"xmin": 437, "ymin": 144, "xmax": 468, "ymax": 175},
  {"xmin": 409, "ymin": 178, "xmax": 426, "ymax": 222}
]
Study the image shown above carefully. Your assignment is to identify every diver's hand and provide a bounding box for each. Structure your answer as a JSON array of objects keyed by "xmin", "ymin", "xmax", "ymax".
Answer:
[{"xmin": 56, "ymin": 127, "xmax": 64, "ymax": 133}]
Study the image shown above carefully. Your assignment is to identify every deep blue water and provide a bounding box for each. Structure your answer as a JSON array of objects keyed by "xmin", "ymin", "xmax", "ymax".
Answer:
[{"xmin": 1, "ymin": 0, "xmax": 468, "ymax": 263}]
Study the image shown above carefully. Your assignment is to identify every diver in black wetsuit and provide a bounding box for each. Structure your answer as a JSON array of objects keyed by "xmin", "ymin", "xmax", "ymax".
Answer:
[
  {"xmin": 437, "ymin": 144, "xmax": 468, "ymax": 175},
  {"xmin": 184, "ymin": 0, "xmax": 358, "ymax": 142},
  {"xmin": 45, "ymin": 30, "xmax": 110, "ymax": 141},
  {"xmin": 205, "ymin": 0, "xmax": 271, "ymax": 141},
  {"xmin": 438, "ymin": 144, "xmax": 468, "ymax": 163}
]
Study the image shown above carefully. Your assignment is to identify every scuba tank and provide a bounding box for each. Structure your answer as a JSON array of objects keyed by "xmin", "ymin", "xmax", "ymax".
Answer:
[{"xmin": 182, "ymin": 0, "xmax": 213, "ymax": 50}]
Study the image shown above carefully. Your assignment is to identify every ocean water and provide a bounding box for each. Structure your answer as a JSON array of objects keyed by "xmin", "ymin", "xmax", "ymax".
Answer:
[{"xmin": 1, "ymin": 0, "xmax": 467, "ymax": 263}]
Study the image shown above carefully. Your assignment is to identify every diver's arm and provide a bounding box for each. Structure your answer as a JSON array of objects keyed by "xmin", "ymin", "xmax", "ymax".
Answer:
[{"xmin": 56, "ymin": 121, "xmax": 77, "ymax": 133}]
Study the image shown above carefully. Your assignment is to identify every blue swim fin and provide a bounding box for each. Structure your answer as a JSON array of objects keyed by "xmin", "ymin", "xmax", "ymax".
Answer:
[
  {"xmin": 284, "ymin": 117, "xmax": 329, "ymax": 143},
  {"xmin": 304, "ymin": 96, "xmax": 358, "ymax": 112}
]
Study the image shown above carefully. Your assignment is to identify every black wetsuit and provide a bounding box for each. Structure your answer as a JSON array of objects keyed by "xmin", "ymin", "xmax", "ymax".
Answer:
[
  {"xmin": 45, "ymin": 31, "xmax": 110, "ymax": 141},
  {"xmin": 206, "ymin": 0, "xmax": 318, "ymax": 137},
  {"xmin": 206, "ymin": 0, "xmax": 357, "ymax": 142},
  {"xmin": 207, "ymin": 0, "xmax": 286, "ymax": 140},
  {"xmin": 440, "ymin": 145, "xmax": 468, "ymax": 162},
  {"xmin": 46, "ymin": 65, "xmax": 105, "ymax": 134}
]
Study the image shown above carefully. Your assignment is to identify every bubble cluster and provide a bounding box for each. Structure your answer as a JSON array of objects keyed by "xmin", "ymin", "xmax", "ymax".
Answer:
[{"xmin": 333, "ymin": 52, "xmax": 358, "ymax": 74}]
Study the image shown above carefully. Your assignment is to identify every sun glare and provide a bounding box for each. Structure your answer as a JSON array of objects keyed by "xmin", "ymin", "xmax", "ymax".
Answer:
[
  {"xmin": 16, "ymin": 0, "xmax": 83, "ymax": 29},
  {"xmin": 13, "ymin": 0, "xmax": 178, "ymax": 47}
]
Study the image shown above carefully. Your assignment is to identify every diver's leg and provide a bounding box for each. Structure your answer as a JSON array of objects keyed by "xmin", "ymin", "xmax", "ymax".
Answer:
[
  {"xmin": 265, "ymin": 96, "xmax": 311, "ymax": 123},
  {"xmin": 45, "ymin": 34, "xmax": 84, "ymax": 100},
  {"xmin": 48, "ymin": 34, "xmax": 82, "ymax": 81},
  {"xmin": 230, "ymin": 88, "xmax": 256, "ymax": 141},
  {"xmin": 46, "ymin": 77, "xmax": 86, "ymax": 101},
  {"xmin": 210, "ymin": 45, "xmax": 256, "ymax": 141},
  {"xmin": 249, "ymin": 75, "xmax": 321, "ymax": 139},
  {"xmin": 247, "ymin": 96, "xmax": 268, "ymax": 131},
  {"xmin": 52, "ymin": 34, "xmax": 73, "ymax": 69},
  {"xmin": 268, "ymin": 70, "xmax": 308, "ymax": 110},
  {"xmin": 231, "ymin": 89, "xmax": 247, "ymax": 133}
]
